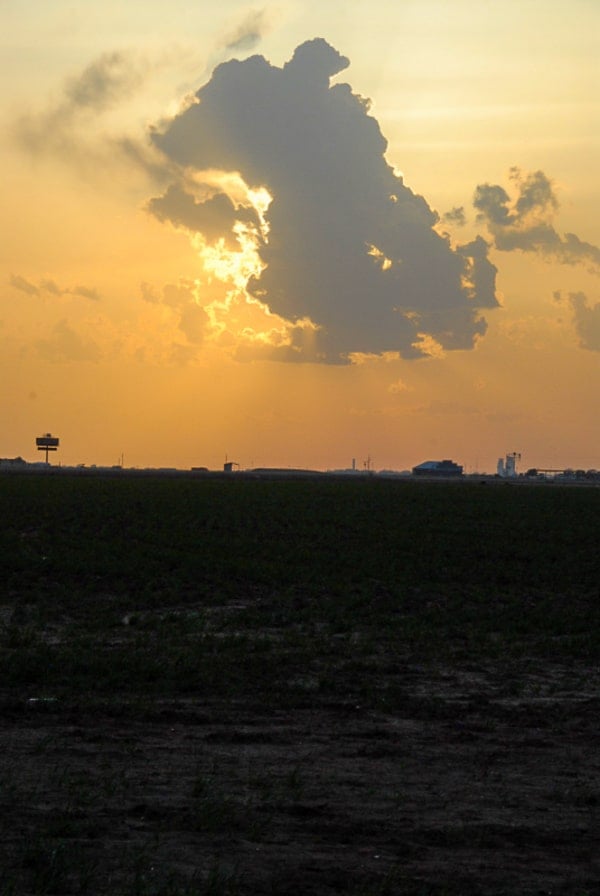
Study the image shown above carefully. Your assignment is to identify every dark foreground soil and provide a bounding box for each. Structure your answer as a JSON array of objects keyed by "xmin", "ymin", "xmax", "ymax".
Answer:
[
  {"xmin": 2, "ymin": 474, "xmax": 600, "ymax": 894},
  {"xmin": 2, "ymin": 659, "xmax": 600, "ymax": 895}
]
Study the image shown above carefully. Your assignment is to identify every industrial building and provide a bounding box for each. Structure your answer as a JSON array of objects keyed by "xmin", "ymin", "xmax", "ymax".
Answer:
[
  {"xmin": 497, "ymin": 452, "xmax": 521, "ymax": 478},
  {"xmin": 412, "ymin": 459, "xmax": 463, "ymax": 477}
]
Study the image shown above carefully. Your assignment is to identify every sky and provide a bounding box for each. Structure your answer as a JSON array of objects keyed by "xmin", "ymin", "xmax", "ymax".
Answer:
[{"xmin": 2, "ymin": 0, "xmax": 599, "ymax": 473}]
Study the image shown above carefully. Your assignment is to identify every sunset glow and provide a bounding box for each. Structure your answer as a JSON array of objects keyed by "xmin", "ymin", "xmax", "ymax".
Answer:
[{"xmin": 2, "ymin": 1, "xmax": 598, "ymax": 472}]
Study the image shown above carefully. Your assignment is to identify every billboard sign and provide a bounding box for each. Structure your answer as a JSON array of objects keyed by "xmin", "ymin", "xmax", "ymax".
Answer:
[{"xmin": 36, "ymin": 434, "xmax": 59, "ymax": 450}]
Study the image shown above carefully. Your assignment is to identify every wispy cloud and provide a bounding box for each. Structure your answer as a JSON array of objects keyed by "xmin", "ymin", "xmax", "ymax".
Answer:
[
  {"xmin": 71, "ymin": 285, "xmax": 101, "ymax": 302},
  {"xmin": 15, "ymin": 51, "xmax": 147, "ymax": 153},
  {"xmin": 12, "ymin": 49, "xmax": 168, "ymax": 183},
  {"xmin": 9, "ymin": 274, "xmax": 40, "ymax": 296},
  {"xmin": 221, "ymin": 7, "xmax": 273, "ymax": 54},
  {"xmin": 388, "ymin": 378, "xmax": 412, "ymax": 394},
  {"xmin": 10, "ymin": 274, "xmax": 101, "ymax": 301}
]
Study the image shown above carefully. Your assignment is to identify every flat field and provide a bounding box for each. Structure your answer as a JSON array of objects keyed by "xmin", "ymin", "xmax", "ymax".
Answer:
[{"xmin": 1, "ymin": 473, "xmax": 599, "ymax": 894}]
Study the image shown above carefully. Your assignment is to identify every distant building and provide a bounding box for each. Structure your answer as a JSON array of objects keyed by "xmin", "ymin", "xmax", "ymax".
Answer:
[
  {"xmin": 412, "ymin": 459, "xmax": 463, "ymax": 477},
  {"xmin": 0, "ymin": 456, "xmax": 27, "ymax": 468},
  {"xmin": 497, "ymin": 452, "xmax": 521, "ymax": 478}
]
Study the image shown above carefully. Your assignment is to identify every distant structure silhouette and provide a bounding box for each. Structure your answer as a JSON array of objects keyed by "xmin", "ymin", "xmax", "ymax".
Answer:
[
  {"xmin": 36, "ymin": 433, "xmax": 59, "ymax": 464},
  {"xmin": 497, "ymin": 452, "xmax": 521, "ymax": 478},
  {"xmin": 412, "ymin": 459, "xmax": 463, "ymax": 477}
]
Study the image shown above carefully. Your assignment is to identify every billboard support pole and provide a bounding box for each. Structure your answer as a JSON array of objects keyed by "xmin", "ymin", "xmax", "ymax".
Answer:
[{"xmin": 36, "ymin": 433, "xmax": 60, "ymax": 465}]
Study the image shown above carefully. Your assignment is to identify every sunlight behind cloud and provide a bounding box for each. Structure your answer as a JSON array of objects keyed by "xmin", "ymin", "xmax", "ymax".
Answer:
[
  {"xmin": 2, "ymin": 2, "xmax": 598, "ymax": 472},
  {"xmin": 195, "ymin": 225, "xmax": 264, "ymax": 289}
]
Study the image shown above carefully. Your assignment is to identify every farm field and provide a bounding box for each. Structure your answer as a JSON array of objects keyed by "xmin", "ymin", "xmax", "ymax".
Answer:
[{"xmin": 1, "ymin": 473, "xmax": 599, "ymax": 895}]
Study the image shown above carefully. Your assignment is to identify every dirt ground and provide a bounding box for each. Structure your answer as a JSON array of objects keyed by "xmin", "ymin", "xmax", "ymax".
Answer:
[{"xmin": 2, "ymin": 659, "xmax": 600, "ymax": 895}]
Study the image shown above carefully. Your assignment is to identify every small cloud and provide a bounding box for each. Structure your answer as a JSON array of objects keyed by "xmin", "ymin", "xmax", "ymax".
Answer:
[
  {"xmin": 37, "ymin": 319, "xmax": 102, "ymax": 363},
  {"xmin": 567, "ymin": 291, "xmax": 600, "ymax": 351},
  {"xmin": 10, "ymin": 274, "xmax": 40, "ymax": 296},
  {"xmin": 179, "ymin": 302, "xmax": 209, "ymax": 344},
  {"xmin": 442, "ymin": 206, "xmax": 466, "ymax": 227},
  {"xmin": 474, "ymin": 168, "xmax": 600, "ymax": 273},
  {"xmin": 169, "ymin": 342, "xmax": 200, "ymax": 366},
  {"xmin": 162, "ymin": 280, "xmax": 196, "ymax": 308},
  {"xmin": 10, "ymin": 274, "xmax": 101, "ymax": 301},
  {"xmin": 388, "ymin": 379, "xmax": 411, "ymax": 394},
  {"xmin": 221, "ymin": 8, "xmax": 272, "ymax": 54},
  {"xmin": 68, "ymin": 285, "xmax": 101, "ymax": 301},
  {"xmin": 65, "ymin": 51, "xmax": 146, "ymax": 114},
  {"xmin": 141, "ymin": 282, "xmax": 160, "ymax": 304},
  {"xmin": 457, "ymin": 236, "xmax": 498, "ymax": 308},
  {"xmin": 40, "ymin": 278, "xmax": 62, "ymax": 296}
]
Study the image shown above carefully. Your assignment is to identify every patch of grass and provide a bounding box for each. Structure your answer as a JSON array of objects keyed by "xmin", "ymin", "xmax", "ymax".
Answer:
[{"xmin": 1, "ymin": 474, "xmax": 599, "ymax": 700}]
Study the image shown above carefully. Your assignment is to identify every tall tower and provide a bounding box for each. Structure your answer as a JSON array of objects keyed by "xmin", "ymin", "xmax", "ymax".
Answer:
[{"xmin": 505, "ymin": 452, "xmax": 521, "ymax": 477}]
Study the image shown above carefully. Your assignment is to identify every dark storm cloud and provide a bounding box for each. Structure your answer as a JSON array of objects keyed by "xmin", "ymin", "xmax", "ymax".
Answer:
[
  {"xmin": 149, "ymin": 38, "xmax": 499, "ymax": 363},
  {"xmin": 567, "ymin": 291, "xmax": 600, "ymax": 351},
  {"xmin": 148, "ymin": 184, "xmax": 261, "ymax": 248},
  {"xmin": 474, "ymin": 168, "xmax": 600, "ymax": 273}
]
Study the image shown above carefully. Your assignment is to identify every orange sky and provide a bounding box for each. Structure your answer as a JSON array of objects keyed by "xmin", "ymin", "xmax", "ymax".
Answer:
[{"xmin": 2, "ymin": 1, "xmax": 599, "ymax": 473}]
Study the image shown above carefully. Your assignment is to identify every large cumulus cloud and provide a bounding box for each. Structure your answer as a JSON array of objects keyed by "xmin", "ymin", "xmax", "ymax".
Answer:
[{"xmin": 149, "ymin": 38, "xmax": 499, "ymax": 363}]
